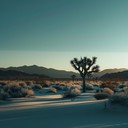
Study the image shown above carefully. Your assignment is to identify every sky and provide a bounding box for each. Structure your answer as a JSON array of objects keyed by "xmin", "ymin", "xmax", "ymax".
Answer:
[{"xmin": 0, "ymin": 0, "xmax": 128, "ymax": 71}]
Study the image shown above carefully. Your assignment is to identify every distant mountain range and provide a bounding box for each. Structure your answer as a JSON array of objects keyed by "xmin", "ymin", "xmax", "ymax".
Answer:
[
  {"xmin": 94, "ymin": 68, "xmax": 127, "ymax": 78},
  {"xmin": 0, "ymin": 65, "xmax": 80, "ymax": 79},
  {"xmin": 0, "ymin": 69, "xmax": 50, "ymax": 80},
  {"xmin": 0, "ymin": 65, "xmax": 127, "ymax": 80},
  {"xmin": 100, "ymin": 70, "xmax": 128, "ymax": 80}
]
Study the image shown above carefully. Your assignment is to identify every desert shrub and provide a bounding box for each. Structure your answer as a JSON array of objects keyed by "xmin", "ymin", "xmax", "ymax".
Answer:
[
  {"xmin": 0, "ymin": 89, "xmax": 9, "ymax": 100},
  {"xmin": 32, "ymin": 84, "xmax": 43, "ymax": 90},
  {"xmin": 117, "ymin": 84, "xmax": 127, "ymax": 89},
  {"xmin": 7, "ymin": 81, "xmax": 19, "ymax": 86},
  {"xmin": 6, "ymin": 84, "xmax": 21, "ymax": 98},
  {"xmin": 0, "ymin": 82, "xmax": 7, "ymax": 86},
  {"xmin": 51, "ymin": 84, "xmax": 66, "ymax": 91},
  {"xmin": 123, "ymin": 87, "xmax": 128, "ymax": 95},
  {"xmin": 27, "ymin": 86, "xmax": 32, "ymax": 90},
  {"xmin": 19, "ymin": 82, "xmax": 27, "ymax": 88},
  {"xmin": 3, "ymin": 85, "xmax": 10, "ymax": 92},
  {"xmin": 0, "ymin": 92, "xmax": 9, "ymax": 100},
  {"xmin": 100, "ymin": 82, "xmax": 117, "ymax": 90},
  {"xmin": 2, "ymin": 84, "xmax": 34, "ymax": 98},
  {"xmin": 102, "ymin": 87, "xmax": 114, "ymax": 95},
  {"xmin": 94, "ymin": 93, "xmax": 109, "ymax": 100},
  {"xmin": 21, "ymin": 88, "xmax": 34, "ymax": 97},
  {"xmin": 94, "ymin": 87, "xmax": 113, "ymax": 100},
  {"xmin": 60, "ymin": 85, "xmax": 68, "ymax": 91},
  {"xmin": 63, "ymin": 86, "xmax": 80, "ymax": 98},
  {"xmin": 54, "ymin": 85, "xmax": 63, "ymax": 90},
  {"xmin": 93, "ymin": 85, "xmax": 101, "ymax": 92},
  {"xmin": 100, "ymin": 83, "xmax": 106, "ymax": 88},
  {"xmin": 10, "ymin": 92, "xmax": 22, "ymax": 98},
  {"xmin": 42, "ymin": 82, "xmax": 50, "ymax": 87},
  {"xmin": 75, "ymin": 85, "xmax": 82, "ymax": 90},
  {"xmin": 34, "ymin": 81, "xmax": 43, "ymax": 84},
  {"xmin": 25, "ymin": 81, "xmax": 34, "ymax": 86},
  {"xmin": 20, "ymin": 88, "xmax": 28, "ymax": 97},
  {"xmin": 109, "ymin": 94, "xmax": 128, "ymax": 106},
  {"xmin": 48, "ymin": 87, "xmax": 57, "ymax": 94},
  {"xmin": 85, "ymin": 84, "xmax": 94, "ymax": 90},
  {"xmin": 27, "ymin": 90, "xmax": 34, "ymax": 97}
]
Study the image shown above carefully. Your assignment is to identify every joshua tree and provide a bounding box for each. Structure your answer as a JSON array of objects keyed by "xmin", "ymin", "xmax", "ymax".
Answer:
[{"xmin": 70, "ymin": 57, "xmax": 99, "ymax": 93}]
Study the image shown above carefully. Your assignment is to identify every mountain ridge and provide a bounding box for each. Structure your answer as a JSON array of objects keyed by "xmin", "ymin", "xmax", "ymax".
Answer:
[
  {"xmin": 101, "ymin": 70, "xmax": 128, "ymax": 80},
  {"xmin": 0, "ymin": 65, "xmax": 80, "ymax": 78},
  {"xmin": 94, "ymin": 68, "xmax": 127, "ymax": 78},
  {"xmin": 0, "ymin": 65, "xmax": 127, "ymax": 79},
  {"xmin": 0, "ymin": 69, "xmax": 50, "ymax": 80}
]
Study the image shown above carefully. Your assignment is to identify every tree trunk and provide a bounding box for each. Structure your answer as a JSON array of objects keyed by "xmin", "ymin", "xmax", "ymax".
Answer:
[{"xmin": 82, "ymin": 77, "xmax": 86, "ymax": 93}]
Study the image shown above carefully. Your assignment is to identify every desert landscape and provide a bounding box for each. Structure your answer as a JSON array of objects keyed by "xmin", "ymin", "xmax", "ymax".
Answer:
[
  {"xmin": 0, "ymin": 78, "xmax": 128, "ymax": 128},
  {"xmin": 1, "ymin": 0, "xmax": 128, "ymax": 128}
]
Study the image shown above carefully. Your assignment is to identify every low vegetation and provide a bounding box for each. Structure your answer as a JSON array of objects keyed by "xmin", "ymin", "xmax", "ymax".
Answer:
[
  {"xmin": 48, "ymin": 87, "xmax": 57, "ymax": 94},
  {"xmin": 94, "ymin": 93, "xmax": 109, "ymax": 100},
  {"xmin": 94, "ymin": 87, "xmax": 114, "ymax": 100},
  {"xmin": 110, "ymin": 95, "xmax": 128, "ymax": 106},
  {"xmin": 109, "ymin": 87, "xmax": 128, "ymax": 106},
  {"xmin": 0, "ymin": 81, "xmax": 34, "ymax": 100},
  {"xmin": 100, "ymin": 82, "xmax": 117, "ymax": 90},
  {"xmin": 63, "ymin": 86, "xmax": 81, "ymax": 98},
  {"xmin": 1, "ymin": 79, "xmax": 128, "ymax": 109},
  {"xmin": 31, "ymin": 84, "xmax": 43, "ymax": 90}
]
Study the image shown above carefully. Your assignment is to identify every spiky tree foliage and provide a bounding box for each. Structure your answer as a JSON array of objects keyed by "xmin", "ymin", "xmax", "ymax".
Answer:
[{"xmin": 70, "ymin": 57, "xmax": 99, "ymax": 93}]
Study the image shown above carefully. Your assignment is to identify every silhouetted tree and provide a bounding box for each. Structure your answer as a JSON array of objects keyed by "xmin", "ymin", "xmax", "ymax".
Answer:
[{"xmin": 70, "ymin": 57, "xmax": 100, "ymax": 93}]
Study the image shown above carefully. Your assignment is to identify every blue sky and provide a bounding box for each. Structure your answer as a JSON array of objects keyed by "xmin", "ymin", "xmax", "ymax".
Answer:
[{"xmin": 0, "ymin": 0, "xmax": 128, "ymax": 71}]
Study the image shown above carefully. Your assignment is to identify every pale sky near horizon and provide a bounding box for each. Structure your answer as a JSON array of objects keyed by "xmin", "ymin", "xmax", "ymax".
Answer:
[{"xmin": 0, "ymin": 0, "xmax": 128, "ymax": 71}]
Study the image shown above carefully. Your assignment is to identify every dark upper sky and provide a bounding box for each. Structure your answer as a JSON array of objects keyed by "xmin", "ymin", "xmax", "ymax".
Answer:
[{"xmin": 1, "ymin": 0, "xmax": 128, "ymax": 52}]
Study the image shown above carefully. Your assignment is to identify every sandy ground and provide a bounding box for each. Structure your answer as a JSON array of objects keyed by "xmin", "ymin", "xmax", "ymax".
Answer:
[
  {"xmin": 0, "ymin": 93, "xmax": 95, "ymax": 111},
  {"xmin": 0, "ymin": 94, "xmax": 128, "ymax": 128}
]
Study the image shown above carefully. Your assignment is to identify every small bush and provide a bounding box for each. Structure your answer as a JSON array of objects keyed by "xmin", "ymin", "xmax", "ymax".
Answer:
[
  {"xmin": 61, "ymin": 86, "xmax": 69, "ymax": 91},
  {"xmin": 20, "ymin": 88, "xmax": 34, "ymax": 97},
  {"xmin": 109, "ymin": 94, "xmax": 128, "ymax": 106},
  {"xmin": 94, "ymin": 93, "xmax": 109, "ymax": 100},
  {"xmin": 25, "ymin": 81, "xmax": 34, "ymax": 86},
  {"xmin": 85, "ymin": 84, "xmax": 94, "ymax": 90},
  {"xmin": 27, "ymin": 90, "xmax": 34, "ymax": 97},
  {"xmin": 0, "ymin": 82, "xmax": 7, "ymax": 86},
  {"xmin": 100, "ymin": 82, "xmax": 117, "ymax": 90},
  {"xmin": 123, "ymin": 87, "xmax": 128, "ymax": 95},
  {"xmin": 2, "ymin": 84, "xmax": 34, "ymax": 98},
  {"xmin": 19, "ymin": 82, "xmax": 27, "ymax": 88},
  {"xmin": 0, "ymin": 90, "xmax": 9, "ymax": 100},
  {"xmin": 23, "ymin": 89, "xmax": 34, "ymax": 97},
  {"xmin": 63, "ymin": 86, "xmax": 80, "ymax": 98},
  {"xmin": 53, "ymin": 85, "xmax": 64, "ymax": 90},
  {"xmin": 0, "ymin": 93, "xmax": 9, "ymax": 100},
  {"xmin": 42, "ymin": 82, "xmax": 50, "ymax": 87},
  {"xmin": 48, "ymin": 87, "xmax": 57, "ymax": 94},
  {"xmin": 7, "ymin": 84, "xmax": 22, "ymax": 98},
  {"xmin": 102, "ymin": 87, "xmax": 114, "ymax": 95},
  {"xmin": 32, "ymin": 84, "xmax": 43, "ymax": 90}
]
